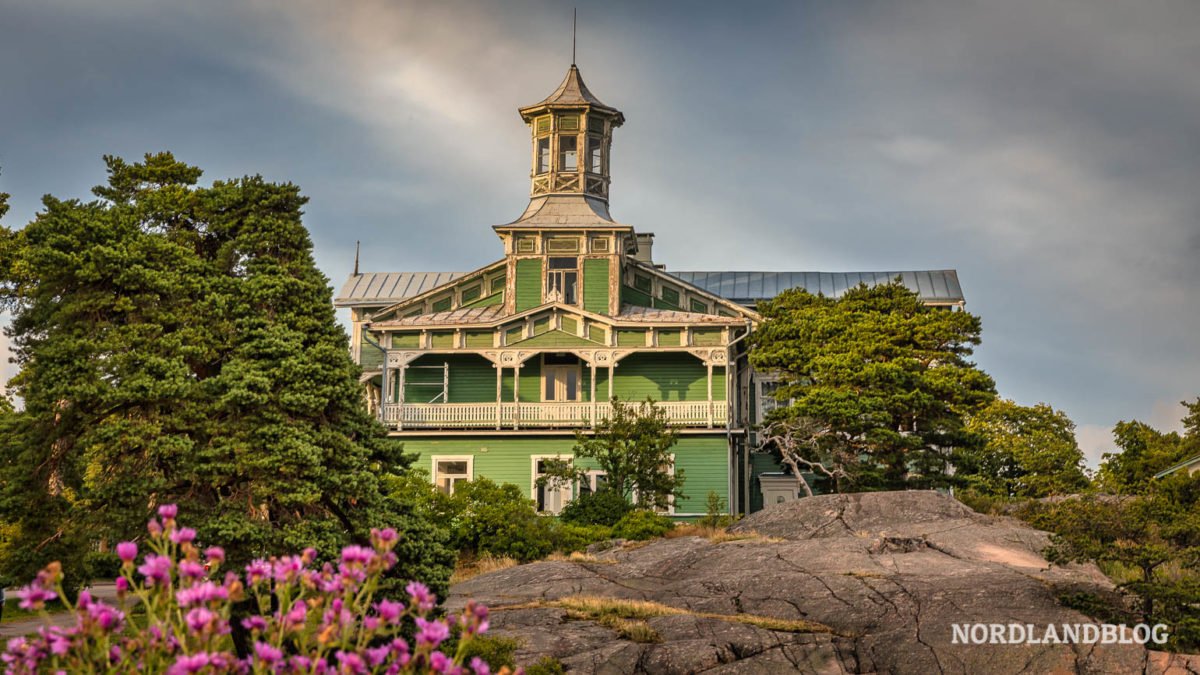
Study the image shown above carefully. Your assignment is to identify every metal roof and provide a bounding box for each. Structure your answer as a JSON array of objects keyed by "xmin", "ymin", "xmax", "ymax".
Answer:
[
  {"xmin": 335, "ymin": 272, "xmax": 467, "ymax": 308},
  {"xmin": 370, "ymin": 305, "xmax": 505, "ymax": 328},
  {"xmin": 519, "ymin": 65, "xmax": 621, "ymax": 118},
  {"xmin": 616, "ymin": 305, "xmax": 744, "ymax": 324},
  {"xmin": 668, "ymin": 270, "xmax": 965, "ymax": 305},
  {"xmin": 498, "ymin": 194, "xmax": 629, "ymax": 230}
]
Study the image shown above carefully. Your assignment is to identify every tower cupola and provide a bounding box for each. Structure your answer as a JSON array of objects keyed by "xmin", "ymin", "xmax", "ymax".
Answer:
[{"xmin": 519, "ymin": 65, "xmax": 624, "ymax": 202}]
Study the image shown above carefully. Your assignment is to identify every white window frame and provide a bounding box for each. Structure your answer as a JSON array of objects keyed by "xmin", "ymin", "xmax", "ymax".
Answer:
[
  {"xmin": 531, "ymin": 455, "xmax": 573, "ymax": 515},
  {"xmin": 577, "ymin": 469, "xmax": 609, "ymax": 498},
  {"xmin": 756, "ymin": 375, "xmax": 793, "ymax": 425},
  {"xmin": 431, "ymin": 455, "xmax": 473, "ymax": 495}
]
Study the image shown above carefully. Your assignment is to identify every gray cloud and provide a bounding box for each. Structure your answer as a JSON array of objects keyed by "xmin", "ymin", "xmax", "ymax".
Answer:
[{"xmin": 1, "ymin": 0, "xmax": 1197, "ymax": 460}]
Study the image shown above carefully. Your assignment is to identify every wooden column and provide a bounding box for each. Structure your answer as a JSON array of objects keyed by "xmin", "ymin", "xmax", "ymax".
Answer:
[
  {"xmin": 607, "ymin": 363, "xmax": 614, "ymax": 401},
  {"xmin": 706, "ymin": 362, "xmax": 714, "ymax": 428},
  {"xmin": 495, "ymin": 364, "xmax": 502, "ymax": 430},
  {"xmin": 397, "ymin": 366, "xmax": 407, "ymax": 431},
  {"xmin": 514, "ymin": 364, "xmax": 521, "ymax": 430},
  {"xmin": 590, "ymin": 361, "xmax": 597, "ymax": 427}
]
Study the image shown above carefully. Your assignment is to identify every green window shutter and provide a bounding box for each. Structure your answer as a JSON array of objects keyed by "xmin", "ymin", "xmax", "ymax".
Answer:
[
  {"xmin": 515, "ymin": 258, "xmax": 543, "ymax": 312},
  {"xmin": 689, "ymin": 298, "xmax": 708, "ymax": 313},
  {"xmin": 617, "ymin": 329, "xmax": 646, "ymax": 347},
  {"xmin": 657, "ymin": 329, "xmax": 681, "ymax": 347},
  {"xmin": 490, "ymin": 276, "xmax": 506, "ymax": 294},
  {"xmin": 561, "ymin": 316, "xmax": 578, "ymax": 335},
  {"xmin": 505, "ymin": 325, "xmax": 525, "ymax": 345},
  {"xmin": 430, "ymin": 331, "xmax": 454, "ymax": 349},
  {"xmin": 660, "ymin": 285, "xmax": 680, "ymax": 306},
  {"xmin": 532, "ymin": 317, "xmax": 550, "ymax": 335},
  {"xmin": 461, "ymin": 285, "xmax": 482, "ymax": 303},
  {"xmin": 431, "ymin": 296, "xmax": 452, "ymax": 312},
  {"xmin": 393, "ymin": 333, "xmax": 420, "ymax": 348},
  {"xmin": 588, "ymin": 325, "xmax": 607, "ymax": 344},
  {"xmin": 633, "ymin": 274, "xmax": 651, "ymax": 292},
  {"xmin": 621, "ymin": 285, "xmax": 653, "ymax": 307},
  {"xmin": 464, "ymin": 331, "xmax": 494, "ymax": 348},
  {"xmin": 583, "ymin": 258, "xmax": 610, "ymax": 315}
]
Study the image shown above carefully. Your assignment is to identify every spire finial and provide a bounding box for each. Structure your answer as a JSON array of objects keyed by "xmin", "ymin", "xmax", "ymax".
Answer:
[
  {"xmin": 353, "ymin": 240, "xmax": 360, "ymax": 276},
  {"xmin": 572, "ymin": 8, "xmax": 577, "ymax": 65}
]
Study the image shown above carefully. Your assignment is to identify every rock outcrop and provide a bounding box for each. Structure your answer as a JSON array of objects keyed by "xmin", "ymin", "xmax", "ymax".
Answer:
[{"xmin": 449, "ymin": 491, "xmax": 1200, "ymax": 673}]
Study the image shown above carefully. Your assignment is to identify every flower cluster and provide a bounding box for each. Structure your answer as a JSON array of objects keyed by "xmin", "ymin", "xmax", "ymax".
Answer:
[{"xmin": 3, "ymin": 505, "xmax": 508, "ymax": 674}]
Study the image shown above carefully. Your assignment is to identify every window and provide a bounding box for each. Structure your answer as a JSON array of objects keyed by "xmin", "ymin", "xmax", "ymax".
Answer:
[
  {"xmin": 590, "ymin": 237, "xmax": 610, "ymax": 253},
  {"xmin": 587, "ymin": 135, "xmax": 603, "ymax": 173},
  {"xmin": 660, "ymin": 285, "xmax": 680, "ymax": 306},
  {"xmin": 757, "ymin": 378, "xmax": 793, "ymax": 424},
  {"xmin": 559, "ymin": 135, "xmax": 578, "ymax": 171},
  {"xmin": 578, "ymin": 470, "xmax": 609, "ymax": 497},
  {"xmin": 536, "ymin": 116, "xmax": 551, "ymax": 134},
  {"xmin": 536, "ymin": 138, "xmax": 551, "ymax": 174},
  {"xmin": 432, "ymin": 457, "xmax": 472, "ymax": 495},
  {"xmin": 516, "ymin": 237, "xmax": 536, "ymax": 254},
  {"xmin": 588, "ymin": 115, "xmax": 605, "ymax": 133},
  {"xmin": 633, "ymin": 274, "xmax": 652, "ymax": 292},
  {"xmin": 546, "ymin": 237, "xmax": 580, "ymax": 253},
  {"xmin": 558, "ymin": 115, "xmax": 579, "ymax": 131},
  {"xmin": 533, "ymin": 457, "xmax": 572, "ymax": 514},
  {"xmin": 461, "ymin": 285, "xmax": 481, "ymax": 303},
  {"xmin": 546, "ymin": 256, "xmax": 579, "ymax": 304},
  {"xmin": 431, "ymin": 296, "xmax": 452, "ymax": 312},
  {"xmin": 689, "ymin": 298, "xmax": 708, "ymax": 313},
  {"xmin": 489, "ymin": 276, "xmax": 505, "ymax": 294},
  {"xmin": 543, "ymin": 364, "xmax": 580, "ymax": 402}
]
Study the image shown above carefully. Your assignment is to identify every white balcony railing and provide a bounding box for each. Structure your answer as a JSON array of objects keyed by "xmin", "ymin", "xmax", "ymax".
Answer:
[{"xmin": 379, "ymin": 400, "xmax": 726, "ymax": 430}]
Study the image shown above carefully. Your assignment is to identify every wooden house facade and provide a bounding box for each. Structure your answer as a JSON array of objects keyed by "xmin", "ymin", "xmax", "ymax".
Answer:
[{"xmin": 335, "ymin": 64, "xmax": 966, "ymax": 515}]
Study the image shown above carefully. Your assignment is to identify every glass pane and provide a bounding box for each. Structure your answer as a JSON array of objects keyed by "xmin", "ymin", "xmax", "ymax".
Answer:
[
  {"xmin": 559, "ymin": 136, "xmax": 578, "ymax": 171},
  {"xmin": 537, "ymin": 138, "xmax": 550, "ymax": 174},
  {"xmin": 564, "ymin": 272, "xmax": 577, "ymax": 304},
  {"xmin": 548, "ymin": 256, "xmax": 577, "ymax": 270},
  {"xmin": 545, "ymin": 371, "xmax": 556, "ymax": 401},
  {"xmin": 438, "ymin": 461, "xmax": 468, "ymax": 475},
  {"xmin": 565, "ymin": 369, "xmax": 577, "ymax": 401},
  {"xmin": 588, "ymin": 136, "xmax": 602, "ymax": 173}
]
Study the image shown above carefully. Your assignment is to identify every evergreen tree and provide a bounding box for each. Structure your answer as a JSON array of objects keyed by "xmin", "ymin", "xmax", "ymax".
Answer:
[
  {"xmin": 0, "ymin": 154, "xmax": 452, "ymax": 594},
  {"xmin": 957, "ymin": 399, "xmax": 1090, "ymax": 498},
  {"xmin": 749, "ymin": 282, "xmax": 996, "ymax": 491}
]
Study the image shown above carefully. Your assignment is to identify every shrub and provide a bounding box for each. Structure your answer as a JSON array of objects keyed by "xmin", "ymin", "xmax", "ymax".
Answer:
[
  {"xmin": 440, "ymin": 478, "xmax": 555, "ymax": 562},
  {"xmin": 550, "ymin": 523, "xmax": 614, "ymax": 553},
  {"xmin": 82, "ymin": 551, "xmax": 122, "ymax": 581},
  {"xmin": 526, "ymin": 656, "xmax": 567, "ymax": 675},
  {"xmin": 558, "ymin": 489, "xmax": 633, "ymax": 527},
  {"xmin": 697, "ymin": 491, "xmax": 735, "ymax": 529},
  {"xmin": 611, "ymin": 510, "xmax": 674, "ymax": 541},
  {"xmin": 2, "ymin": 504, "xmax": 496, "ymax": 673},
  {"xmin": 458, "ymin": 635, "xmax": 520, "ymax": 671}
]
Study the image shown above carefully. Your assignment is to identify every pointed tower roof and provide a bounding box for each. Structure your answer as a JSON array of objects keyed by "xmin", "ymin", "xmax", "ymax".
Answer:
[{"xmin": 519, "ymin": 65, "xmax": 624, "ymax": 123}]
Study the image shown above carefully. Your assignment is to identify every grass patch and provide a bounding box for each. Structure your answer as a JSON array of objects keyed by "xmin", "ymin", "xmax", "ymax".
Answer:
[
  {"xmin": 451, "ymin": 554, "xmax": 520, "ymax": 584},
  {"xmin": 544, "ymin": 551, "xmax": 615, "ymax": 564},
  {"xmin": 665, "ymin": 525, "xmax": 783, "ymax": 544},
  {"xmin": 503, "ymin": 595, "xmax": 833, "ymax": 640},
  {"xmin": 2, "ymin": 598, "xmax": 67, "ymax": 624}
]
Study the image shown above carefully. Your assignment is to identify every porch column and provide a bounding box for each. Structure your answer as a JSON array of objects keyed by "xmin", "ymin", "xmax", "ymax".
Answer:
[
  {"xmin": 397, "ymin": 365, "xmax": 407, "ymax": 431},
  {"xmin": 607, "ymin": 363, "xmax": 614, "ymax": 401},
  {"xmin": 589, "ymin": 361, "xmax": 597, "ymax": 427},
  {"xmin": 706, "ymin": 362, "xmax": 714, "ymax": 428},
  {"xmin": 495, "ymin": 364, "xmax": 502, "ymax": 431},
  {"xmin": 513, "ymin": 364, "xmax": 521, "ymax": 430}
]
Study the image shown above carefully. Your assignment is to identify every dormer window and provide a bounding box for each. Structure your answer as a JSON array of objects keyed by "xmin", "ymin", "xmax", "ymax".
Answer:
[
  {"xmin": 546, "ymin": 257, "xmax": 579, "ymax": 305},
  {"xmin": 559, "ymin": 136, "xmax": 578, "ymax": 172},
  {"xmin": 536, "ymin": 137, "xmax": 551, "ymax": 174}
]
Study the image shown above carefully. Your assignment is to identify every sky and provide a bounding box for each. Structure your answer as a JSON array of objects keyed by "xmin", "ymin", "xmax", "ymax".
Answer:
[{"xmin": 1, "ymin": 0, "xmax": 1197, "ymax": 464}]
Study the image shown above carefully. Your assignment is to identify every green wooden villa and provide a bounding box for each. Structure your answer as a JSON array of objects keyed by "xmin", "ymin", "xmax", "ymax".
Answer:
[{"xmin": 334, "ymin": 63, "xmax": 966, "ymax": 516}]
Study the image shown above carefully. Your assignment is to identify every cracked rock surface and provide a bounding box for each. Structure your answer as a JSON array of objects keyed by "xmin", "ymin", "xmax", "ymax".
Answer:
[{"xmin": 448, "ymin": 491, "xmax": 1200, "ymax": 674}]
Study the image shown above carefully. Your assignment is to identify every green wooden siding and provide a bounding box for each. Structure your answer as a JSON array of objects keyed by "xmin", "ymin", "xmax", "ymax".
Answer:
[
  {"xmin": 621, "ymin": 285, "xmax": 653, "ymax": 307},
  {"xmin": 692, "ymin": 329, "xmax": 722, "ymax": 346},
  {"xmin": 532, "ymin": 317, "xmax": 550, "ymax": 335},
  {"xmin": 588, "ymin": 325, "xmax": 607, "ymax": 344},
  {"xmin": 430, "ymin": 331, "xmax": 454, "ymax": 349},
  {"xmin": 510, "ymin": 330, "xmax": 601, "ymax": 349},
  {"xmin": 561, "ymin": 316, "xmax": 578, "ymax": 335},
  {"xmin": 392, "ymin": 333, "xmax": 420, "ymax": 348},
  {"xmin": 653, "ymin": 296, "xmax": 683, "ymax": 311},
  {"xmin": 464, "ymin": 331, "xmax": 494, "ymax": 348},
  {"xmin": 610, "ymin": 353, "xmax": 723, "ymax": 402},
  {"xmin": 583, "ymin": 258, "xmax": 610, "ymax": 315},
  {"xmin": 504, "ymin": 325, "xmax": 525, "ymax": 344},
  {"xmin": 616, "ymin": 329, "xmax": 646, "ymax": 347},
  {"xmin": 657, "ymin": 329, "xmax": 681, "ymax": 347},
  {"xmin": 402, "ymin": 355, "xmax": 497, "ymax": 403},
  {"xmin": 500, "ymin": 359, "xmax": 542, "ymax": 402},
  {"xmin": 360, "ymin": 328, "xmax": 385, "ymax": 371},
  {"xmin": 401, "ymin": 434, "xmax": 728, "ymax": 514},
  {"xmin": 515, "ymin": 259, "xmax": 543, "ymax": 312}
]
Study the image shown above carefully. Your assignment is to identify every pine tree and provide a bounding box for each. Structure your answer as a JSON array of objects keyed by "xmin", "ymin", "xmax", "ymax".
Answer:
[{"xmin": 0, "ymin": 154, "xmax": 452, "ymax": 594}]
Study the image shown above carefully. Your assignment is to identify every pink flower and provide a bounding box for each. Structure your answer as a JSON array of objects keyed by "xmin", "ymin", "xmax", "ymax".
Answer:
[
  {"xmin": 415, "ymin": 617, "xmax": 450, "ymax": 648},
  {"xmin": 245, "ymin": 559, "xmax": 271, "ymax": 585},
  {"xmin": 204, "ymin": 547, "xmax": 225, "ymax": 565},
  {"xmin": 15, "ymin": 583, "xmax": 57, "ymax": 610},
  {"xmin": 365, "ymin": 645, "xmax": 390, "ymax": 667},
  {"xmin": 185, "ymin": 607, "xmax": 217, "ymax": 634},
  {"xmin": 253, "ymin": 641, "xmax": 283, "ymax": 665},
  {"xmin": 176, "ymin": 581, "xmax": 228, "ymax": 608},
  {"xmin": 158, "ymin": 504, "xmax": 178, "ymax": 520},
  {"xmin": 169, "ymin": 527, "xmax": 196, "ymax": 545},
  {"xmin": 167, "ymin": 652, "xmax": 210, "ymax": 675},
  {"xmin": 406, "ymin": 581, "xmax": 436, "ymax": 612},
  {"xmin": 115, "ymin": 577, "xmax": 129, "ymax": 594},
  {"xmin": 116, "ymin": 541, "xmax": 138, "ymax": 563},
  {"xmin": 138, "ymin": 554, "xmax": 172, "ymax": 586},
  {"xmin": 371, "ymin": 528, "xmax": 399, "ymax": 551},
  {"xmin": 471, "ymin": 656, "xmax": 491, "ymax": 675},
  {"xmin": 241, "ymin": 616, "xmax": 268, "ymax": 633},
  {"xmin": 86, "ymin": 603, "xmax": 125, "ymax": 632},
  {"xmin": 178, "ymin": 560, "xmax": 206, "ymax": 579},
  {"xmin": 374, "ymin": 599, "xmax": 404, "ymax": 625},
  {"xmin": 272, "ymin": 555, "xmax": 303, "ymax": 582},
  {"xmin": 335, "ymin": 650, "xmax": 367, "ymax": 674},
  {"xmin": 429, "ymin": 650, "xmax": 451, "ymax": 673},
  {"xmin": 340, "ymin": 545, "xmax": 374, "ymax": 566}
]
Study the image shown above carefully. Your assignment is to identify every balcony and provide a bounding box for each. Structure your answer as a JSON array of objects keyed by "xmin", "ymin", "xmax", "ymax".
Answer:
[{"xmin": 379, "ymin": 400, "xmax": 727, "ymax": 430}]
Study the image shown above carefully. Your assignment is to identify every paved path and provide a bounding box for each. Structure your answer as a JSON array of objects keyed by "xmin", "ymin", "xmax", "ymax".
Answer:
[{"xmin": 0, "ymin": 582, "xmax": 124, "ymax": 640}]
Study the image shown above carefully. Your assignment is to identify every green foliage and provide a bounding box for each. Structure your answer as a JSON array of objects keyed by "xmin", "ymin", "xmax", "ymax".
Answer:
[
  {"xmin": 611, "ymin": 510, "xmax": 674, "ymax": 541},
  {"xmin": 538, "ymin": 397, "xmax": 684, "ymax": 511},
  {"xmin": 458, "ymin": 635, "xmax": 521, "ymax": 671},
  {"xmin": 956, "ymin": 399, "xmax": 1089, "ymax": 498},
  {"xmin": 432, "ymin": 478, "xmax": 554, "ymax": 562},
  {"xmin": 749, "ymin": 282, "xmax": 996, "ymax": 491},
  {"xmin": 550, "ymin": 523, "xmax": 614, "ymax": 553},
  {"xmin": 698, "ymin": 490, "xmax": 734, "ymax": 528},
  {"xmin": 525, "ymin": 656, "xmax": 567, "ymax": 675},
  {"xmin": 82, "ymin": 551, "xmax": 122, "ymax": 581},
  {"xmin": 1095, "ymin": 399, "xmax": 1200, "ymax": 494},
  {"xmin": 0, "ymin": 154, "xmax": 451, "ymax": 595},
  {"xmin": 558, "ymin": 488, "xmax": 633, "ymax": 526}
]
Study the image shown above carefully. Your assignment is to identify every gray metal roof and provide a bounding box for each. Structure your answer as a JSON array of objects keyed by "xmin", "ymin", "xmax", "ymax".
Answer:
[
  {"xmin": 519, "ymin": 65, "xmax": 620, "ymax": 117},
  {"xmin": 498, "ymin": 194, "xmax": 630, "ymax": 230},
  {"xmin": 335, "ymin": 272, "xmax": 467, "ymax": 308},
  {"xmin": 668, "ymin": 270, "xmax": 964, "ymax": 306}
]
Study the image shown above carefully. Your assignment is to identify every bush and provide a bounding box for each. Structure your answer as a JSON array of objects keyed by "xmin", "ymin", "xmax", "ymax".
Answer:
[
  {"xmin": 550, "ymin": 523, "xmax": 614, "ymax": 553},
  {"xmin": 526, "ymin": 656, "xmax": 568, "ymax": 675},
  {"xmin": 698, "ymin": 491, "xmax": 735, "ymax": 529},
  {"xmin": 3, "ymin": 504, "xmax": 496, "ymax": 673},
  {"xmin": 82, "ymin": 551, "xmax": 122, "ymax": 581},
  {"xmin": 558, "ymin": 489, "xmax": 633, "ymax": 527},
  {"xmin": 458, "ymin": 635, "xmax": 520, "ymax": 671},
  {"xmin": 437, "ymin": 478, "xmax": 555, "ymax": 562},
  {"xmin": 612, "ymin": 510, "xmax": 674, "ymax": 541}
]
